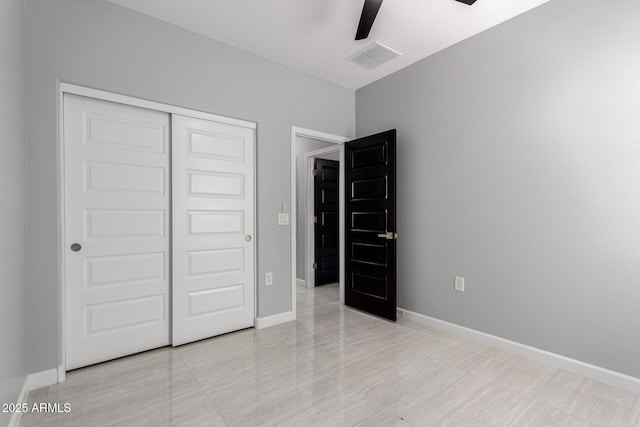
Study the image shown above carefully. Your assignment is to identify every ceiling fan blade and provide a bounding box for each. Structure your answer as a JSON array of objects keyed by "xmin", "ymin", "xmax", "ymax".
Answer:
[{"xmin": 355, "ymin": 0, "xmax": 383, "ymax": 40}]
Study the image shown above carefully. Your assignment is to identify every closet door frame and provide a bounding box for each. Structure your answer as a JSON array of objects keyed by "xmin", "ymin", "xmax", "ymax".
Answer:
[{"xmin": 58, "ymin": 83, "xmax": 257, "ymax": 379}]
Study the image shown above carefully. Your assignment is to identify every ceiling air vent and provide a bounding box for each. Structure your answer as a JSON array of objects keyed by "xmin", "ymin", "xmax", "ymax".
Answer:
[{"xmin": 346, "ymin": 42, "xmax": 401, "ymax": 70}]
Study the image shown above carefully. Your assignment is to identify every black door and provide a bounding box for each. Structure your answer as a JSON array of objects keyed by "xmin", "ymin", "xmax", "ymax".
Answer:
[
  {"xmin": 314, "ymin": 158, "xmax": 339, "ymax": 285},
  {"xmin": 345, "ymin": 130, "xmax": 397, "ymax": 320}
]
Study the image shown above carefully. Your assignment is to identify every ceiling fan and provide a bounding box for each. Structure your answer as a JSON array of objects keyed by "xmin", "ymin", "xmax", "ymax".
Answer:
[{"xmin": 355, "ymin": 0, "xmax": 479, "ymax": 40}]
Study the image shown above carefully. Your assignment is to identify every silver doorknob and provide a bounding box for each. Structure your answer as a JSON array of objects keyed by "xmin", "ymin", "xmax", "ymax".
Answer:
[
  {"xmin": 245, "ymin": 235, "xmax": 252, "ymax": 242},
  {"xmin": 70, "ymin": 243, "xmax": 82, "ymax": 252}
]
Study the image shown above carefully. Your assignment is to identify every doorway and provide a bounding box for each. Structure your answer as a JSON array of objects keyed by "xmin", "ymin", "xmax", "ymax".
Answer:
[
  {"xmin": 290, "ymin": 127, "xmax": 348, "ymax": 316},
  {"xmin": 296, "ymin": 147, "xmax": 341, "ymax": 288}
]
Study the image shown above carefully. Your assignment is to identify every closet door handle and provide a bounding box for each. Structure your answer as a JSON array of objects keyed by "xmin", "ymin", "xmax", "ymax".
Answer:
[
  {"xmin": 245, "ymin": 235, "xmax": 252, "ymax": 242},
  {"xmin": 70, "ymin": 243, "xmax": 82, "ymax": 252}
]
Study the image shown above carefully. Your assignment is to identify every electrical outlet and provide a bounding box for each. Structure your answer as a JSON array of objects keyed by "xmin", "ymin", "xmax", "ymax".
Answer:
[
  {"xmin": 454, "ymin": 276, "xmax": 465, "ymax": 292},
  {"xmin": 278, "ymin": 213, "xmax": 289, "ymax": 225},
  {"xmin": 265, "ymin": 272, "xmax": 273, "ymax": 285}
]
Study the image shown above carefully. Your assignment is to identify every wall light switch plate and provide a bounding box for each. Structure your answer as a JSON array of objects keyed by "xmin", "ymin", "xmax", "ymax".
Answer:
[
  {"xmin": 454, "ymin": 276, "xmax": 465, "ymax": 292},
  {"xmin": 265, "ymin": 272, "xmax": 273, "ymax": 285},
  {"xmin": 278, "ymin": 213, "xmax": 289, "ymax": 225}
]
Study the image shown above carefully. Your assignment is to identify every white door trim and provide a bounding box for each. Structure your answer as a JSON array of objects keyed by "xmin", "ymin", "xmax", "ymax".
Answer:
[
  {"xmin": 303, "ymin": 146, "xmax": 341, "ymax": 289},
  {"xmin": 58, "ymin": 82, "xmax": 257, "ymax": 375},
  {"xmin": 60, "ymin": 83, "xmax": 256, "ymax": 129},
  {"xmin": 290, "ymin": 127, "xmax": 349, "ymax": 317}
]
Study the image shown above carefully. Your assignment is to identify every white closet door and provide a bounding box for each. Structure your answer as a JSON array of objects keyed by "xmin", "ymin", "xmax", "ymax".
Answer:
[
  {"xmin": 64, "ymin": 94, "xmax": 170, "ymax": 370},
  {"xmin": 172, "ymin": 114, "xmax": 255, "ymax": 346}
]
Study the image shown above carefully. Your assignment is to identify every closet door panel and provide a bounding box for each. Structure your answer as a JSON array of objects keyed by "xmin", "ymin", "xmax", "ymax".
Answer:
[
  {"xmin": 64, "ymin": 94, "xmax": 170, "ymax": 370},
  {"xmin": 172, "ymin": 114, "xmax": 255, "ymax": 346}
]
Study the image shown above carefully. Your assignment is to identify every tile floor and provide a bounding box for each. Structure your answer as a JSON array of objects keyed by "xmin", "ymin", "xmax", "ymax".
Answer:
[{"xmin": 20, "ymin": 284, "xmax": 640, "ymax": 426}]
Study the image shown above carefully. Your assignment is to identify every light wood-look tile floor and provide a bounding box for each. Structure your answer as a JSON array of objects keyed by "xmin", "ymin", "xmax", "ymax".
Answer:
[{"xmin": 21, "ymin": 284, "xmax": 640, "ymax": 426}]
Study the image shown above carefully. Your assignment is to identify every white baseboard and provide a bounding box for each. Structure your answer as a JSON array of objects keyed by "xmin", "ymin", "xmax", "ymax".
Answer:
[
  {"xmin": 27, "ymin": 368, "xmax": 59, "ymax": 392},
  {"xmin": 399, "ymin": 308, "xmax": 640, "ymax": 395},
  {"xmin": 8, "ymin": 368, "xmax": 60, "ymax": 427},
  {"xmin": 255, "ymin": 311, "xmax": 294, "ymax": 329},
  {"xmin": 296, "ymin": 278, "xmax": 306, "ymax": 286},
  {"xmin": 57, "ymin": 365, "xmax": 66, "ymax": 383},
  {"xmin": 8, "ymin": 376, "xmax": 30, "ymax": 427}
]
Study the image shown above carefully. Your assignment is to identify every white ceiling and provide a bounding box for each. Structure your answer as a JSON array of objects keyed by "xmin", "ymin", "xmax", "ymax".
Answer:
[{"xmin": 108, "ymin": 0, "xmax": 551, "ymax": 90}]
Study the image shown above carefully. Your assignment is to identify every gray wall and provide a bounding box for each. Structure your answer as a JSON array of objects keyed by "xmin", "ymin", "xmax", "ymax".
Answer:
[
  {"xmin": 0, "ymin": 0, "xmax": 28, "ymax": 424},
  {"xmin": 295, "ymin": 137, "xmax": 340, "ymax": 281},
  {"xmin": 26, "ymin": 0, "xmax": 354, "ymax": 373},
  {"xmin": 357, "ymin": 0, "xmax": 640, "ymax": 378}
]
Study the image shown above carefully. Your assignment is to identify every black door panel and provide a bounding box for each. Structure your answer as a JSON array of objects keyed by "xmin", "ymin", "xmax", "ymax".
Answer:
[
  {"xmin": 345, "ymin": 130, "xmax": 396, "ymax": 320},
  {"xmin": 314, "ymin": 159, "xmax": 340, "ymax": 285}
]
